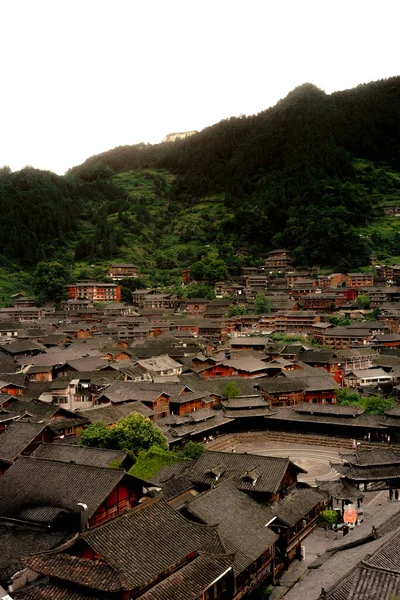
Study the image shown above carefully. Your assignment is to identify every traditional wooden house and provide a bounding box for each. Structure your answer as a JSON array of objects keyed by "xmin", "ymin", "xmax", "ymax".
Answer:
[
  {"xmin": 0, "ymin": 377, "xmax": 26, "ymax": 396},
  {"xmin": 0, "ymin": 341, "xmax": 44, "ymax": 359},
  {"xmin": 18, "ymin": 497, "xmax": 233, "ymax": 600},
  {"xmin": 107, "ymin": 263, "xmax": 139, "ymax": 280},
  {"xmin": 96, "ymin": 381, "xmax": 171, "ymax": 420},
  {"xmin": 265, "ymin": 249, "xmax": 292, "ymax": 272},
  {"xmin": 265, "ymin": 487, "xmax": 326, "ymax": 573},
  {"xmin": 196, "ymin": 357, "xmax": 270, "ymax": 380},
  {"xmin": 299, "ymin": 292, "xmax": 345, "ymax": 311},
  {"xmin": 344, "ymin": 367, "xmax": 394, "ymax": 388},
  {"xmin": 256, "ymin": 378, "xmax": 305, "ymax": 407},
  {"xmin": 0, "ymin": 421, "xmax": 56, "ymax": 475},
  {"xmin": 169, "ymin": 390, "xmax": 220, "ymax": 416},
  {"xmin": 184, "ymin": 479, "xmax": 279, "ymax": 596},
  {"xmin": 25, "ymin": 365, "xmax": 54, "ymax": 382},
  {"xmin": 0, "ymin": 456, "xmax": 150, "ymax": 529},
  {"xmin": 185, "ymin": 298, "xmax": 211, "ymax": 316},
  {"xmin": 346, "ymin": 273, "xmax": 374, "ymax": 287}
]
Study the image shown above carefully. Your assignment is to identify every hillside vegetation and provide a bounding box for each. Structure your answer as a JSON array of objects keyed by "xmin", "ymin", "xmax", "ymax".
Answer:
[{"xmin": 0, "ymin": 77, "xmax": 399, "ymax": 300}]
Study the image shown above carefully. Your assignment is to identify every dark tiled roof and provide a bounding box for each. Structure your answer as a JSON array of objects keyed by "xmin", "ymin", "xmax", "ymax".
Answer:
[
  {"xmin": 265, "ymin": 407, "xmax": 387, "ymax": 429},
  {"xmin": 159, "ymin": 411, "xmax": 232, "ymax": 442},
  {"xmin": 14, "ymin": 581, "xmax": 111, "ymax": 599},
  {"xmin": 77, "ymin": 401, "xmax": 154, "ymax": 425},
  {"xmin": 0, "ymin": 421, "xmax": 48, "ymax": 462},
  {"xmin": 138, "ymin": 553, "xmax": 234, "ymax": 600},
  {"xmin": 0, "ymin": 457, "xmax": 128, "ymax": 521},
  {"xmin": 294, "ymin": 403, "xmax": 364, "ymax": 416},
  {"xmin": 334, "ymin": 463, "xmax": 400, "ymax": 481},
  {"xmin": 340, "ymin": 448, "xmax": 400, "ymax": 466},
  {"xmin": 31, "ymin": 443, "xmax": 127, "ymax": 468},
  {"xmin": 325, "ymin": 528, "xmax": 400, "ymax": 600},
  {"xmin": 82, "ymin": 497, "xmax": 224, "ymax": 590},
  {"xmin": 178, "ymin": 374, "xmax": 257, "ymax": 396},
  {"xmin": 0, "ymin": 521, "xmax": 69, "ymax": 583},
  {"xmin": 267, "ymin": 487, "xmax": 325, "ymax": 527},
  {"xmin": 221, "ymin": 395, "xmax": 268, "ymax": 408},
  {"xmin": 189, "ymin": 450, "xmax": 304, "ymax": 493},
  {"xmin": 24, "ymin": 553, "xmax": 123, "ymax": 592},
  {"xmin": 149, "ymin": 461, "xmax": 193, "ymax": 486},
  {"xmin": 298, "ymin": 350, "xmax": 337, "ymax": 363},
  {"xmin": 347, "ymin": 565, "xmax": 400, "ymax": 600},
  {"xmin": 256, "ymin": 377, "xmax": 306, "ymax": 394},
  {"xmin": 186, "ymin": 479, "xmax": 278, "ymax": 573},
  {"xmin": 317, "ymin": 477, "xmax": 364, "ymax": 502}
]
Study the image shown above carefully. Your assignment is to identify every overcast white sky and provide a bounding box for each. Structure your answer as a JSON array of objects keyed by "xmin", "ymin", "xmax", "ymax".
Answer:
[{"xmin": 1, "ymin": 0, "xmax": 399, "ymax": 175}]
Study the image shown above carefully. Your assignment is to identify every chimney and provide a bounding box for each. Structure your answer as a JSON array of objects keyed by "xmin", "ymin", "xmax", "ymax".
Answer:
[{"xmin": 77, "ymin": 502, "xmax": 89, "ymax": 531}]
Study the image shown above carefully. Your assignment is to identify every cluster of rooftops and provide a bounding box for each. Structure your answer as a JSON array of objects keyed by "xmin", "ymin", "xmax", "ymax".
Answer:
[{"xmin": 0, "ymin": 267, "xmax": 400, "ymax": 596}]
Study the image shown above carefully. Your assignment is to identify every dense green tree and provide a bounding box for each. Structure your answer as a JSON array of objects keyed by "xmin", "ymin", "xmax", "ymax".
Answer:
[
  {"xmin": 77, "ymin": 421, "xmax": 111, "ymax": 448},
  {"xmin": 356, "ymin": 294, "xmax": 370, "ymax": 309},
  {"xmin": 109, "ymin": 413, "xmax": 168, "ymax": 453},
  {"xmin": 227, "ymin": 305, "xmax": 247, "ymax": 317},
  {"xmin": 337, "ymin": 388, "xmax": 394, "ymax": 414},
  {"xmin": 78, "ymin": 414, "xmax": 168, "ymax": 454},
  {"xmin": 254, "ymin": 293, "xmax": 271, "ymax": 314},
  {"xmin": 32, "ymin": 261, "xmax": 69, "ymax": 304},
  {"xmin": 223, "ymin": 381, "xmax": 241, "ymax": 398},
  {"xmin": 181, "ymin": 441, "xmax": 204, "ymax": 460},
  {"xmin": 329, "ymin": 316, "xmax": 351, "ymax": 326},
  {"xmin": 183, "ymin": 282, "xmax": 215, "ymax": 300}
]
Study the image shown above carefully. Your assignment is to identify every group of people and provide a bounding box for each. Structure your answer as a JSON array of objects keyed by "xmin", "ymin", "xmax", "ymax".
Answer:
[{"xmin": 360, "ymin": 432, "xmax": 391, "ymax": 444}]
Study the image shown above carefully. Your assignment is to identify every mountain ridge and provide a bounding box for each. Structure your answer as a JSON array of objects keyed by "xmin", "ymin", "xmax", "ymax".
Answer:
[{"xmin": 0, "ymin": 77, "xmax": 399, "ymax": 301}]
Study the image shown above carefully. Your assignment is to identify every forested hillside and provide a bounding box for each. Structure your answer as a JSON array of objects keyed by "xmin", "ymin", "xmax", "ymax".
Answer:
[{"xmin": 0, "ymin": 77, "xmax": 399, "ymax": 299}]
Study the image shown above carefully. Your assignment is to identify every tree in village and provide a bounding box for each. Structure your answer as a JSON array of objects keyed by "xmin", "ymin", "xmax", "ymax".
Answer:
[
  {"xmin": 78, "ymin": 413, "xmax": 168, "ymax": 455},
  {"xmin": 254, "ymin": 293, "xmax": 271, "ymax": 314},
  {"xmin": 337, "ymin": 388, "xmax": 394, "ymax": 415},
  {"xmin": 223, "ymin": 381, "xmax": 241, "ymax": 398},
  {"xmin": 356, "ymin": 294, "xmax": 370, "ymax": 309},
  {"xmin": 32, "ymin": 261, "xmax": 69, "ymax": 304}
]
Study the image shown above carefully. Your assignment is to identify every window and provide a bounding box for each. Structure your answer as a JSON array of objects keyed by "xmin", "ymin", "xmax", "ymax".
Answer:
[{"xmin": 53, "ymin": 396, "xmax": 68, "ymax": 404}]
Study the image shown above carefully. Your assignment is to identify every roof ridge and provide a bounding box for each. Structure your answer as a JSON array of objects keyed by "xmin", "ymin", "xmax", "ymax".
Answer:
[{"xmin": 16, "ymin": 455, "xmax": 126, "ymax": 472}]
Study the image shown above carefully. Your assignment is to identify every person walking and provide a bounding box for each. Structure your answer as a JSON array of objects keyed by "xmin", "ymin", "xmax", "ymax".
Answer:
[
  {"xmin": 390, "ymin": 488, "xmax": 393, "ymax": 501},
  {"xmin": 395, "ymin": 489, "xmax": 399, "ymax": 501}
]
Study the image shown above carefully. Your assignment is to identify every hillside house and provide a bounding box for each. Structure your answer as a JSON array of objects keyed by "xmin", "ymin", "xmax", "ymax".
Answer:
[
  {"xmin": 346, "ymin": 273, "xmax": 374, "ymax": 287},
  {"xmin": 107, "ymin": 262, "xmax": 139, "ymax": 279},
  {"xmin": 66, "ymin": 281, "xmax": 121, "ymax": 302},
  {"xmin": 265, "ymin": 249, "xmax": 293, "ymax": 272}
]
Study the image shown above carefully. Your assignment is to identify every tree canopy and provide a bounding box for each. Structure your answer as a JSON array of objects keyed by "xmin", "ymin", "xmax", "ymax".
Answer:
[
  {"xmin": 337, "ymin": 388, "xmax": 394, "ymax": 414},
  {"xmin": 78, "ymin": 413, "xmax": 168, "ymax": 454},
  {"xmin": 254, "ymin": 293, "xmax": 271, "ymax": 314},
  {"xmin": 32, "ymin": 261, "xmax": 69, "ymax": 304}
]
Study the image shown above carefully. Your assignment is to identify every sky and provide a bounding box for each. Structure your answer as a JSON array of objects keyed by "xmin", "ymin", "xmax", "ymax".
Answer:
[{"xmin": 1, "ymin": 0, "xmax": 399, "ymax": 175}]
